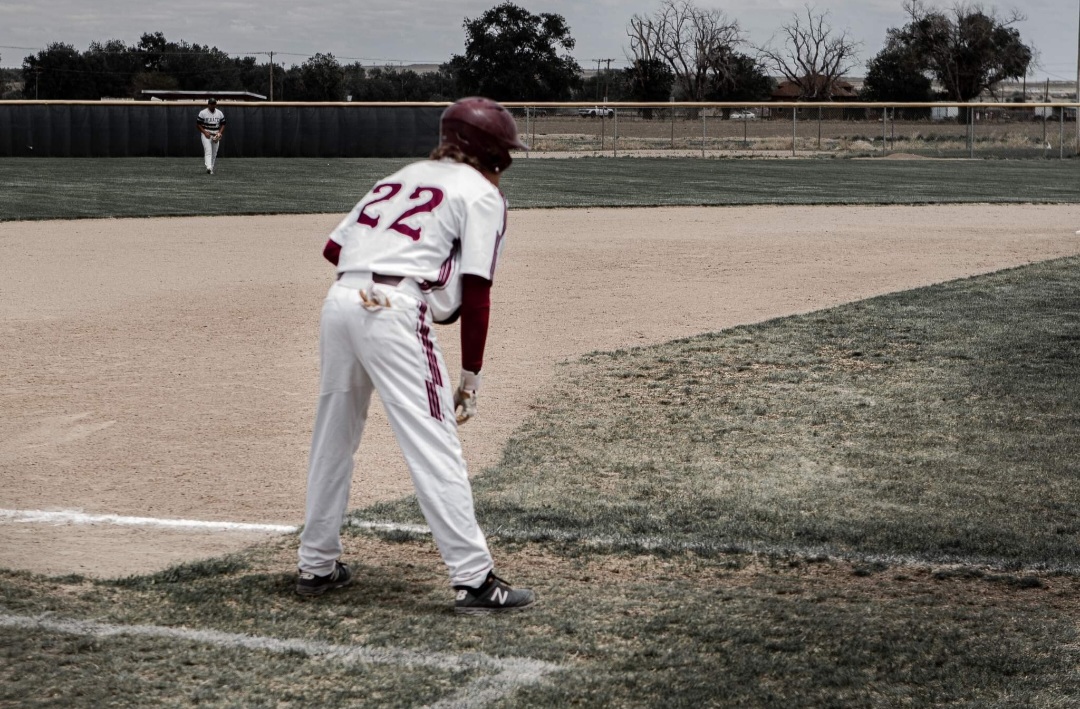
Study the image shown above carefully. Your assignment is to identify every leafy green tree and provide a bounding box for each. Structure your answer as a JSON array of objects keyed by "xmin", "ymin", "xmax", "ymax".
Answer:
[
  {"xmin": 84, "ymin": 39, "xmax": 143, "ymax": 98},
  {"xmin": 861, "ymin": 38, "xmax": 934, "ymax": 104},
  {"xmin": 705, "ymin": 51, "xmax": 773, "ymax": 103},
  {"xmin": 885, "ymin": 0, "xmax": 1033, "ymax": 118},
  {"xmin": 135, "ymin": 33, "xmax": 242, "ymax": 92},
  {"xmin": 624, "ymin": 58, "xmax": 674, "ymax": 102},
  {"xmin": 295, "ymin": 53, "xmax": 345, "ymax": 101},
  {"xmin": 235, "ymin": 55, "xmax": 268, "ymax": 97},
  {"xmin": 621, "ymin": 58, "xmax": 674, "ymax": 119},
  {"xmin": 0, "ymin": 63, "xmax": 22, "ymax": 100},
  {"xmin": 279, "ymin": 65, "xmax": 304, "ymax": 102},
  {"xmin": 447, "ymin": 2, "xmax": 582, "ymax": 101},
  {"xmin": 343, "ymin": 64, "xmax": 457, "ymax": 102},
  {"xmin": 22, "ymin": 43, "xmax": 94, "ymax": 99}
]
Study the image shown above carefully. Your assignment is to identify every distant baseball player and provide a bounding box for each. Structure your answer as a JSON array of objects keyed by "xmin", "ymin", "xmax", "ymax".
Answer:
[
  {"xmin": 296, "ymin": 96, "xmax": 535, "ymax": 614},
  {"xmin": 196, "ymin": 97, "xmax": 226, "ymax": 175}
]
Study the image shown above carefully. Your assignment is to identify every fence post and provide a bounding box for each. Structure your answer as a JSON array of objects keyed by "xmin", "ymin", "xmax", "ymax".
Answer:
[
  {"xmin": 702, "ymin": 108, "xmax": 706, "ymax": 158},
  {"xmin": 792, "ymin": 107, "xmax": 796, "ymax": 157},
  {"xmin": 882, "ymin": 108, "xmax": 887, "ymax": 157},
  {"xmin": 614, "ymin": 108, "xmax": 618, "ymax": 158},
  {"xmin": 817, "ymin": 106, "xmax": 822, "ymax": 149},
  {"xmin": 525, "ymin": 107, "xmax": 531, "ymax": 159},
  {"xmin": 969, "ymin": 106, "xmax": 975, "ymax": 159},
  {"xmin": 1061, "ymin": 108, "xmax": 1065, "ymax": 160},
  {"xmin": 670, "ymin": 98, "xmax": 675, "ymax": 149}
]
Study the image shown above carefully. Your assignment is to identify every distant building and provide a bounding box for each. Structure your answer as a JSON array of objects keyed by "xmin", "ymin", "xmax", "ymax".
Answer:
[{"xmin": 771, "ymin": 78, "xmax": 859, "ymax": 101}]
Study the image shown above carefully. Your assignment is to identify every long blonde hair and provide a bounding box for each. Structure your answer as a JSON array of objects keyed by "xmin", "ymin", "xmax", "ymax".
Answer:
[{"xmin": 429, "ymin": 143, "xmax": 486, "ymax": 173}]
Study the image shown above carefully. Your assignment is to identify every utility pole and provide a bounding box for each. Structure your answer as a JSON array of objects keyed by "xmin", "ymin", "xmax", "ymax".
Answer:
[
  {"xmin": 1075, "ymin": 0, "xmax": 1079, "ymax": 153},
  {"xmin": 602, "ymin": 58, "xmax": 615, "ymax": 102},
  {"xmin": 592, "ymin": 59, "xmax": 602, "ymax": 100},
  {"xmin": 269, "ymin": 51, "xmax": 274, "ymax": 102}
]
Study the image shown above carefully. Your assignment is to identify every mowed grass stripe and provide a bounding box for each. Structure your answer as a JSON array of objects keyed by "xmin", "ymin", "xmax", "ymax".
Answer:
[
  {"xmin": 2, "ymin": 157, "xmax": 1079, "ymax": 221},
  {"xmin": 362, "ymin": 256, "xmax": 1080, "ymax": 571}
]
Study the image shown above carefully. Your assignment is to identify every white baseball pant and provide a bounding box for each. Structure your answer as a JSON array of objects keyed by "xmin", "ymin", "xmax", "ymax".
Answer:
[
  {"xmin": 298, "ymin": 278, "xmax": 494, "ymax": 588},
  {"xmin": 200, "ymin": 133, "xmax": 220, "ymax": 170}
]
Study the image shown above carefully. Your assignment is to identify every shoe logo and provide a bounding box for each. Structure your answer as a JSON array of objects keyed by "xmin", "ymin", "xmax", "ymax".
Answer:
[
  {"xmin": 456, "ymin": 590, "xmax": 468, "ymax": 601},
  {"xmin": 491, "ymin": 587, "xmax": 509, "ymax": 605},
  {"xmin": 299, "ymin": 573, "xmax": 315, "ymax": 580}
]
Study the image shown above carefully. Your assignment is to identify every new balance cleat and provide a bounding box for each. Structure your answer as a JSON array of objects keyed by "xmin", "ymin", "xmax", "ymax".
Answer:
[
  {"xmin": 296, "ymin": 561, "xmax": 352, "ymax": 597},
  {"xmin": 454, "ymin": 572, "xmax": 535, "ymax": 615}
]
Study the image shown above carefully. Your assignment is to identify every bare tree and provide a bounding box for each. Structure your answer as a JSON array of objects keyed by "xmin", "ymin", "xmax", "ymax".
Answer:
[
  {"xmin": 756, "ymin": 5, "xmax": 861, "ymax": 100},
  {"xmin": 627, "ymin": 0, "xmax": 743, "ymax": 103}
]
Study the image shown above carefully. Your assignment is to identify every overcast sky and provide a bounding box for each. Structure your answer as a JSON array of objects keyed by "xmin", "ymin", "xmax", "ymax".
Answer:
[{"xmin": 0, "ymin": 0, "xmax": 1075, "ymax": 82}]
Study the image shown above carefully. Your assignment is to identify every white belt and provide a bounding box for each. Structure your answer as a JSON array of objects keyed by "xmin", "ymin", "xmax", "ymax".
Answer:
[{"xmin": 336, "ymin": 271, "xmax": 425, "ymax": 299}]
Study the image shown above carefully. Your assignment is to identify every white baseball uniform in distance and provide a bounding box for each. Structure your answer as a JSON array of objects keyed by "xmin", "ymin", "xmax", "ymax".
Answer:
[
  {"xmin": 197, "ymin": 107, "xmax": 225, "ymax": 171},
  {"xmin": 299, "ymin": 158, "xmax": 508, "ymax": 587}
]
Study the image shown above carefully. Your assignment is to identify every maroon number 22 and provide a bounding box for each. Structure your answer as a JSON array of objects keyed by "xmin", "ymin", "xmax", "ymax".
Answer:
[{"xmin": 356, "ymin": 182, "xmax": 445, "ymax": 241}]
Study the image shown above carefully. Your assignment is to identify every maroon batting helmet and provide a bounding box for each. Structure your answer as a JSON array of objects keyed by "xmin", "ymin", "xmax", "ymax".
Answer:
[{"xmin": 439, "ymin": 97, "xmax": 528, "ymax": 174}]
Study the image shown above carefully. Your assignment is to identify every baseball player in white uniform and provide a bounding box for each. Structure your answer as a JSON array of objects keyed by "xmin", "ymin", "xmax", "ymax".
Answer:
[
  {"xmin": 296, "ymin": 97, "xmax": 535, "ymax": 614},
  {"xmin": 196, "ymin": 98, "xmax": 226, "ymax": 174}
]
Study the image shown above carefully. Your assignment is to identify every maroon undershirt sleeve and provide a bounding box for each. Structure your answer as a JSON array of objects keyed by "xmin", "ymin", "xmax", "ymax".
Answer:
[
  {"xmin": 323, "ymin": 239, "xmax": 341, "ymax": 266},
  {"xmin": 460, "ymin": 274, "xmax": 492, "ymax": 374}
]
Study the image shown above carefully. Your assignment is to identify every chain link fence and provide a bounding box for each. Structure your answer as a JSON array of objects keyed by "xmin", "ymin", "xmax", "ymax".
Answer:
[{"xmin": 511, "ymin": 103, "xmax": 1080, "ymax": 160}]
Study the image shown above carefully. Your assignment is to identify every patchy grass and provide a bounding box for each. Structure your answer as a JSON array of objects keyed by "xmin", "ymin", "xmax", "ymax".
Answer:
[
  {"xmin": 366, "ymin": 256, "xmax": 1080, "ymax": 571},
  {"xmin": 1, "ymin": 157, "xmax": 1078, "ymax": 221},
  {"xmin": 1, "ymin": 536, "xmax": 1078, "ymax": 707}
]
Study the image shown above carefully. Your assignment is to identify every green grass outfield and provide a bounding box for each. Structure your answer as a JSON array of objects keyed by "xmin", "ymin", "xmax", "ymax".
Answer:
[{"xmin": 1, "ymin": 156, "xmax": 1078, "ymax": 220}]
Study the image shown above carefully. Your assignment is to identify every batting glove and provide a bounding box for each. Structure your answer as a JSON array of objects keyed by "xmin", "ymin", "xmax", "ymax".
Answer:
[{"xmin": 454, "ymin": 369, "xmax": 482, "ymax": 425}]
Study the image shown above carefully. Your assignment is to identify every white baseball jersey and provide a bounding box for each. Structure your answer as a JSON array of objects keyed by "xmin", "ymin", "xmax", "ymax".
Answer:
[
  {"xmin": 329, "ymin": 159, "xmax": 508, "ymax": 322},
  {"xmin": 197, "ymin": 107, "xmax": 226, "ymax": 134}
]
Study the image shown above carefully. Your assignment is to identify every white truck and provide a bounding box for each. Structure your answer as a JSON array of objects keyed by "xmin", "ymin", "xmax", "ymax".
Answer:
[{"xmin": 578, "ymin": 106, "xmax": 614, "ymax": 117}]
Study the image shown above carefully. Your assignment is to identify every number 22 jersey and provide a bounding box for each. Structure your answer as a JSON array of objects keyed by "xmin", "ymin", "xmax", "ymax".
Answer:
[{"xmin": 328, "ymin": 159, "xmax": 509, "ymax": 323}]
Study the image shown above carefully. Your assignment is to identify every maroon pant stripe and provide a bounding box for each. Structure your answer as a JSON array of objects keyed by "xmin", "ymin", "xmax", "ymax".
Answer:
[
  {"xmin": 426, "ymin": 380, "xmax": 443, "ymax": 421},
  {"xmin": 416, "ymin": 302, "xmax": 444, "ymax": 421}
]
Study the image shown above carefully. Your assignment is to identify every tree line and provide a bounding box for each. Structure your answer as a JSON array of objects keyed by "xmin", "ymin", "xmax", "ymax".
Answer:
[{"xmin": 8, "ymin": 0, "xmax": 1034, "ymax": 113}]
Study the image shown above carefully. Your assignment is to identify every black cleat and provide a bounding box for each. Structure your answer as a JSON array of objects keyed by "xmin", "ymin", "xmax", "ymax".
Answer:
[
  {"xmin": 454, "ymin": 572, "xmax": 536, "ymax": 615},
  {"xmin": 296, "ymin": 561, "xmax": 352, "ymax": 597}
]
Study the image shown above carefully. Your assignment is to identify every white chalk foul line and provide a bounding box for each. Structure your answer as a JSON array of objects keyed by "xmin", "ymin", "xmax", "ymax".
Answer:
[
  {"xmin": 0, "ymin": 509, "xmax": 431, "ymax": 536},
  {"xmin": 0, "ymin": 612, "xmax": 563, "ymax": 709},
  {"xmin": 4, "ymin": 508, "xmax": 1070, "ymax": 573},
  {"xmin": 0, "ymin": 509, "xmax": 297, "ymax": 534}
]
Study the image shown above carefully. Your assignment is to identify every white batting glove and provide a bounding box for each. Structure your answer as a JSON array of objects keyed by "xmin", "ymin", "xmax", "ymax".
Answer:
[{"xmin": 454, "ymin": 369, "xmax": 482, "ymax": 425}]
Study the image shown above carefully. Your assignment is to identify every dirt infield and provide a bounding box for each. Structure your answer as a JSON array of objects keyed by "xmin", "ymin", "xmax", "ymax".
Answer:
[{"xmin": 1, "ymin": 204, "xmax": 1078, "ymax": 578}]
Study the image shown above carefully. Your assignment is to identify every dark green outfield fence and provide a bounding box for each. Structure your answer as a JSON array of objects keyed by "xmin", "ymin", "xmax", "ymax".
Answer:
[{"xmin": 0, "ymin": 102, "xmax": 442, "ymax": 158}]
